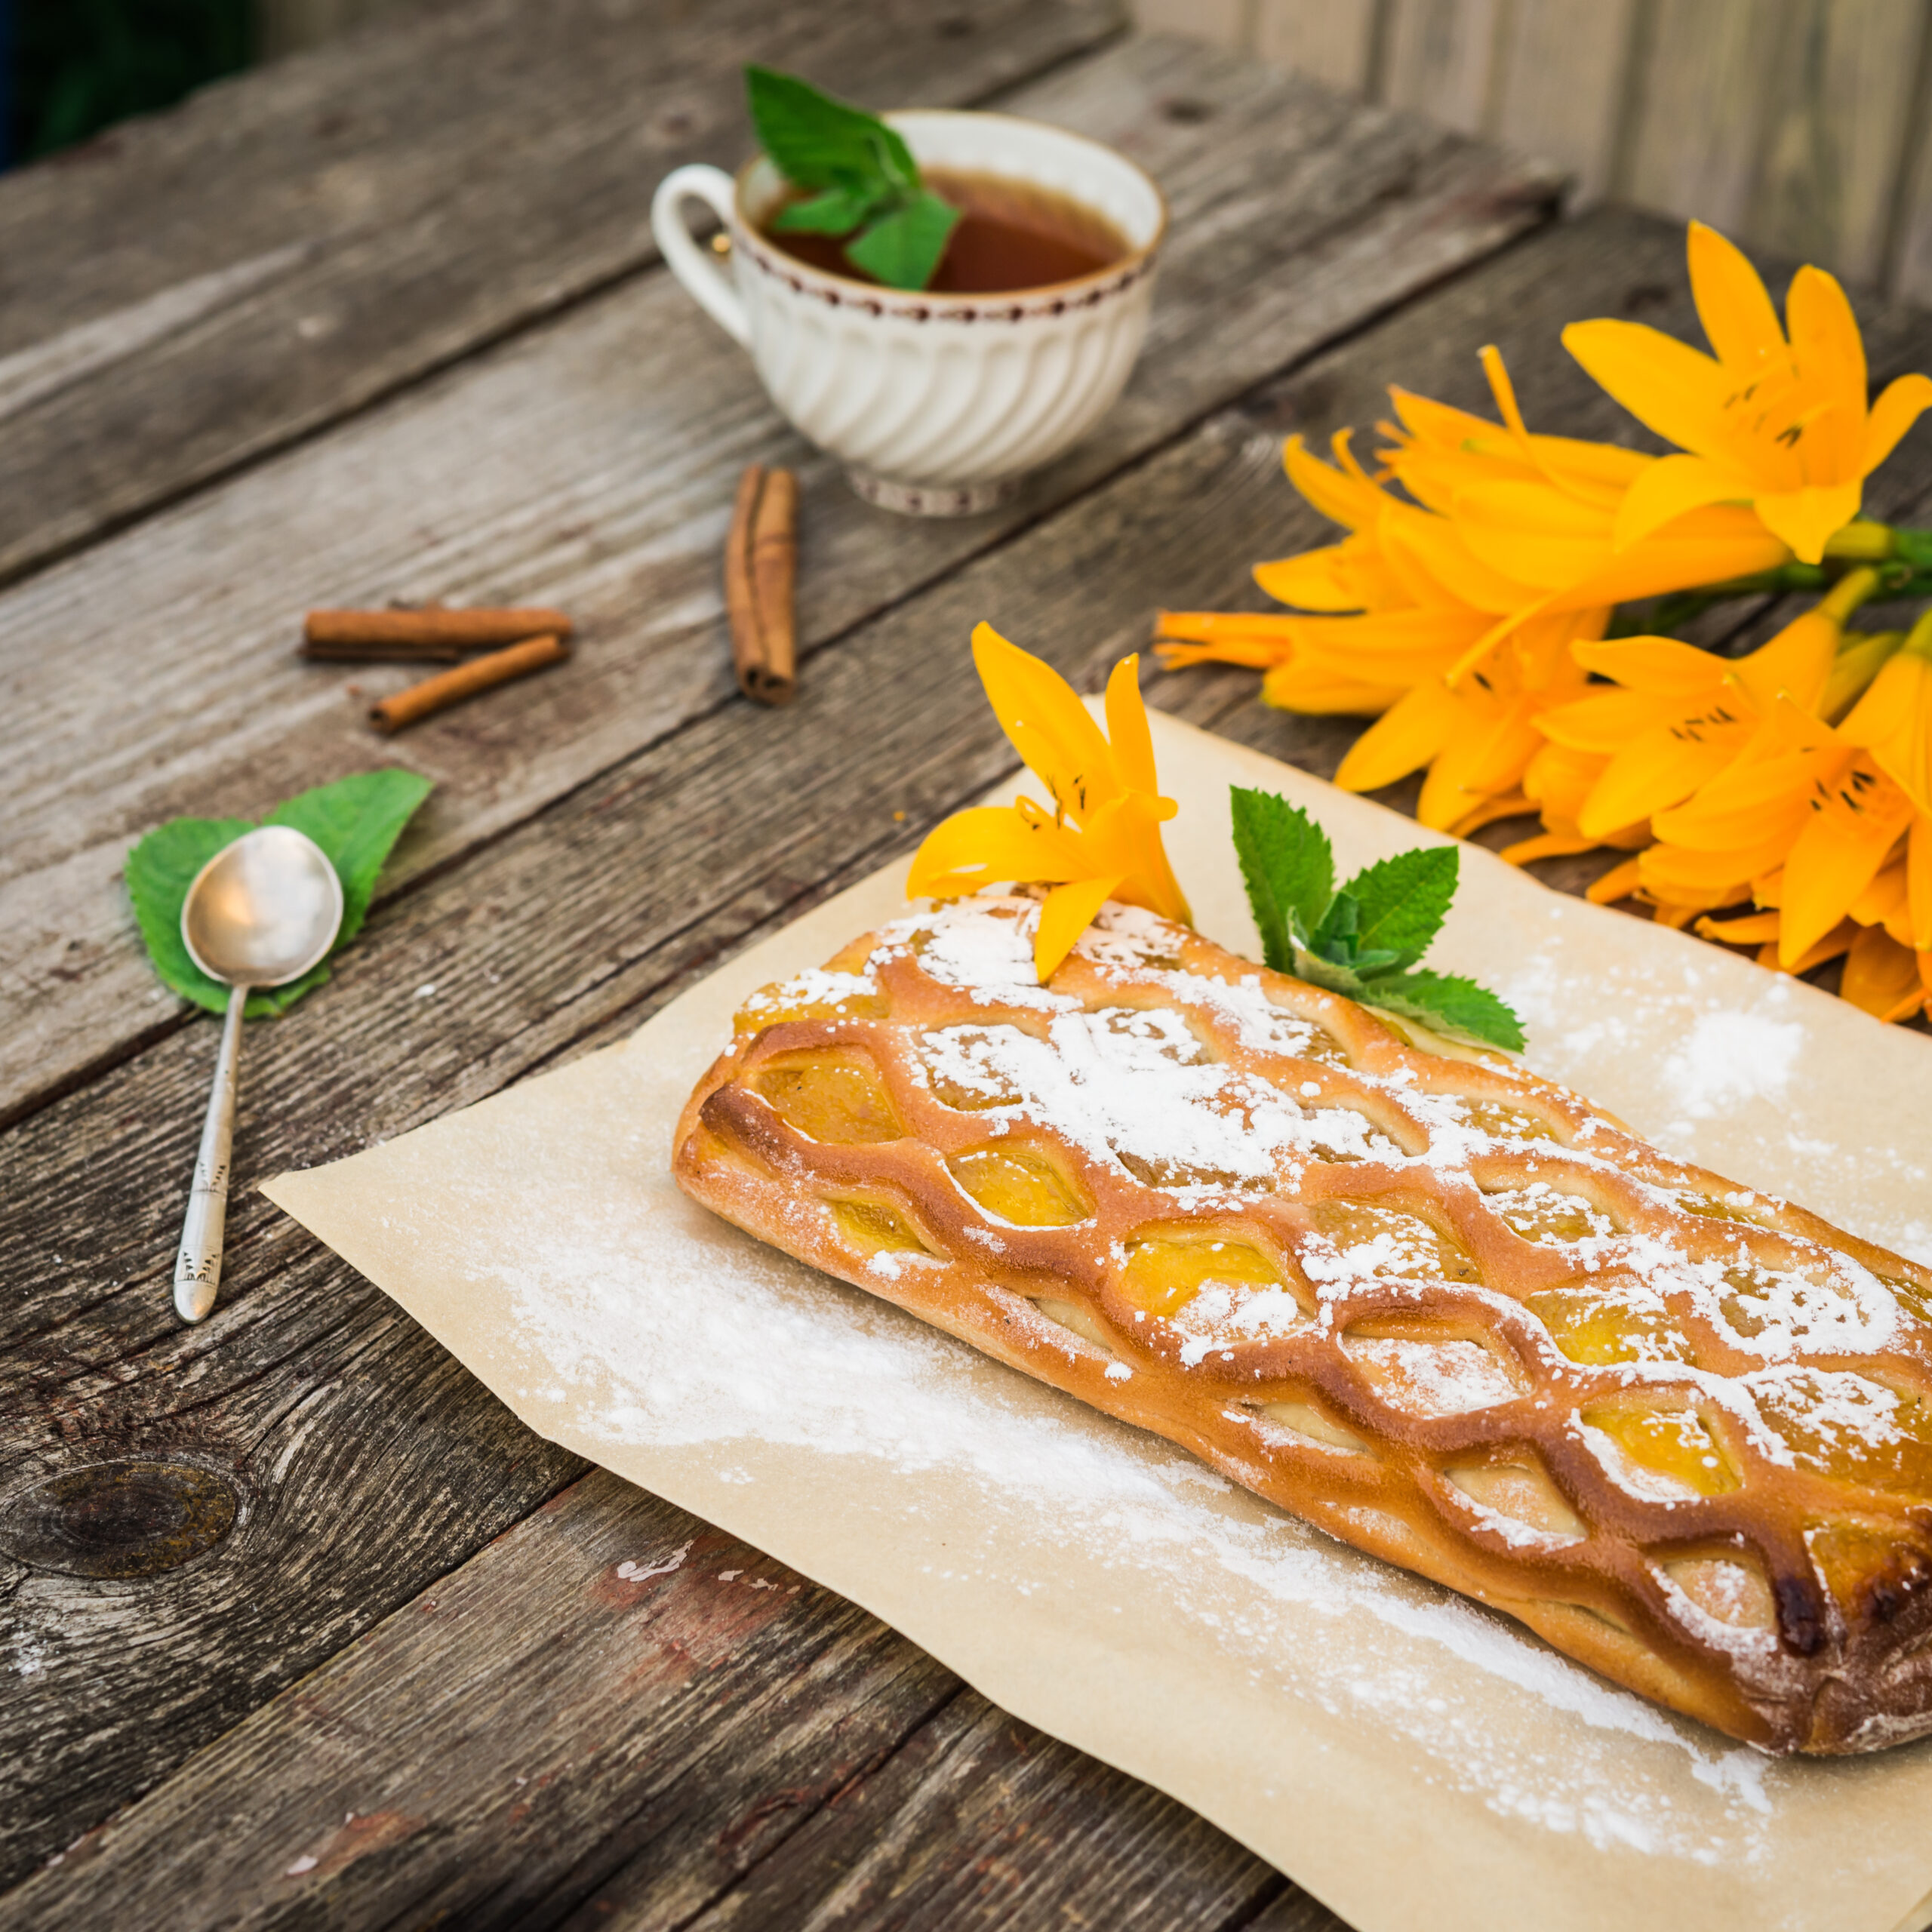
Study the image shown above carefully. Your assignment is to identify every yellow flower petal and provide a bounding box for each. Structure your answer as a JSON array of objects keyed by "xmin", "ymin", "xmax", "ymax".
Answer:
[
  {"xmin": 1572, "ymin": 635, "xmax": 1728, "ymax": 696},
  {"xmin": 1104, "ymin": 654, "xmax": 1160, "ymax": 798},
  {"xmin": 971, "ymin": 623, "xmax": 1118, "ymax": 826},
  {"xmin": 1536, "ymin": 687, "xmax": 1669, "ymax": 753},
  {"xmin": 1035, "ymin": 875, "xmax": 1124, "ymax": 980},
  {"xmin": 1839, "ymin": 922, "xmax": 1924, "ymax": 1021},
  {"xmin": 1750, "ymin": 481, "xmax": 1863, "ymax": 565},
  {"xmin": 1686, "ymin": 220, "xmax": 1786, "ymax": 371},
  {"xmin": 1334, "ymin": 679, "xmax": 1462, "ymax": 793},
  {"xmin": 1562, "ymin": 317, "xmax": 1734, "ymax": 462},
  {"xmin": 1611, "ymin": 452, "xmax": 1751, "ymax": 551},
  {"xmin": 1260, "ymin": 662, "xmax": 1407, "ymax": 714},
  {"xmin": 1777, "ymin": 764, "xmax": 1915, "ymax": 964},
  {"xmin": 1283, "ymin": 432, "xmax": 1384, "ymax": 530},
  {"xmin": 1784, "ymin": 266, "xmax": 1866, "ymax": 423},
  {"xmin": 1579, "ymin": 714, "xmax": 1749, "ymax": 839},
  {"xmin": 906, "ymin": 804, "xmax": 1084, "ymax": 898},
  {"xmin": 1838, "ymin": 638, "xmax": 1932, "ymax": 816},
  {"xmin": 1861, "ymin": 373, "xmax": 1932, "ymax": 472},
  {"xmin": 1251, "ymin": 548, "xmax": 1361, "ymax": 611},
  {"xmin": 1909, "ymin": 817, "xmax": 1932, "ymax": 952}
]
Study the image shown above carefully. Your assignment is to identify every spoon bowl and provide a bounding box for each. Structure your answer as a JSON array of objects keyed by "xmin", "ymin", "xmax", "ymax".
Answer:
[
  {"xmin": 174, "ymin": 826, "xmax": 344, "ymax": 1324},
  {"xmin": 183, "ymin": 824, "xmax": 344, "ymax": 988}
]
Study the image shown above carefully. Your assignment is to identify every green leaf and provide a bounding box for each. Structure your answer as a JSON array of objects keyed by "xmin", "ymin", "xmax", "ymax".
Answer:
[
  {"xmin": 845, "ymin": 190, "xmax": 960, "ymax": 291},
  {"xmin": 1339, "ymin": 844, "xmax": 1458, "ymax": 970},
  {"xmin": 127, "ymin": 814, "xmax": 264, "ymax": 1018},
  {"xmin": 1229, "ymin": 786, "xmax": 1333, "ymax": 971},
  {"xmin": 771, "ymin": 184, "xmax": 884, "ymax": 235},
  {"xmin": 744, "ymin": 66, "xmax": 918, "ymax": 195},
  {"xmin": 1356, "ymin": 970, "xmax": 1526, "ymax": 1052},
  {"xmin": 124, "ymin": 770, "xmax": 432, "ymax": 1020}
]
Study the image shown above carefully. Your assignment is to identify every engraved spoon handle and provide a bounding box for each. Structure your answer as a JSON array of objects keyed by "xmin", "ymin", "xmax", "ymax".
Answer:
[{"xmin": 175, "ymin": 983, "xmax": 249, "ymax": 1324}]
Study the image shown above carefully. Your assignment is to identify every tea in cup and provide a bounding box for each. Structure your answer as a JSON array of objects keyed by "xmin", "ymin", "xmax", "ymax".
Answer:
[{"xmin": 652, "ymin": 111, "xmax": 1166, "ymax": 515}]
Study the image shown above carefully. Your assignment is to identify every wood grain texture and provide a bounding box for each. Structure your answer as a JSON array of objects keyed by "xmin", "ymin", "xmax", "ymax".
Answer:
[
  {"xmin": 1618, "ymin": 0, "xmax": 1792, "ymax": 233},
  {"xmin": 18, "ymin": 207, "xmax": 1925, "ymax": 1910},
  {"xmin": 1134, "ymin": 0, "xmax": 1254, "ymax": 48},
  {"xmin": 2, "ymin": 1466, "xmax": 1308, "ymax": 1932},
  {"xmin": 1491, "ymin": 0, "xmax": 1639, "ymax": 205},
  {"xmin": 0, "ymin": 33, "xmax": 1563, "ymax": 1133},
  {"xmin": 1253, "ymin": 0, "xmax": 1383, "ymax": 91},
  {"xmin": 0, "ymin": 0, "xmax": 1124, "ymax": 585},
  {"xmin": 1380, "ymin": 0, "xmax": 1503, "ymax": 137},
  {"xmin": 1746, "ymin": 0, "xmax": 1925, "ymax": 287}
]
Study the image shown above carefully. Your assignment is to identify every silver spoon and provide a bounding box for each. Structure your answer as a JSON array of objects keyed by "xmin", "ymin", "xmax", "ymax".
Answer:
[{"xmin": 174, "ymin": 826, "xmax": 343, "ymax": 1324}]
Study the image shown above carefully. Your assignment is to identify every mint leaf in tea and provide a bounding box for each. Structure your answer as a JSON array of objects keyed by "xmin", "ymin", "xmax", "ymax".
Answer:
[
  {"xmin": 744, "ymin": 67, "xmax": 1129, "ymax": 294},
  {"xmin": 766, "ymin": 168, "xmax": 1127, "ymax": 295}
]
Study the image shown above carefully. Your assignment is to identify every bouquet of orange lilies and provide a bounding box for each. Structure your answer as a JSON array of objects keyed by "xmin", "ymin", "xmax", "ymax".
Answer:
[{"xmin": 1155, "ymin": 220, "xmax": 1932, "ymax": 1025}]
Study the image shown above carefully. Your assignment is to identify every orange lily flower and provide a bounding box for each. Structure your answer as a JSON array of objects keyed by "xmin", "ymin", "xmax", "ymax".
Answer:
[
  {"xmin": 1564, "ymin": 221, "xmax": 1932, "ymax": 564},
  {"xmin": 1382, "ymin": 352, "xmax": 1788, "ymax": 620},
  {"xmin": 1531, "ymin": 568, "xmax": 1874, "ymax": 841},
  {"xmin": 907, "ymin": 623, "xmax": 1191, "ymax": 980}
]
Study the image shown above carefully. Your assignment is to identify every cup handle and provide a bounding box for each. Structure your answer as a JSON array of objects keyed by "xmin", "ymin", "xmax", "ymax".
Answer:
[{"xmin": 652, "ymin": 164, "xmax": 751, "ymax": 347}]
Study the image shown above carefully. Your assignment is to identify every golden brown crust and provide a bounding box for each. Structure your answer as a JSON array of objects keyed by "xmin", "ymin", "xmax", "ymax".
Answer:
[{"xmin": 672, "ymin": 898, "xmax": 1932, "ymax": 1753}]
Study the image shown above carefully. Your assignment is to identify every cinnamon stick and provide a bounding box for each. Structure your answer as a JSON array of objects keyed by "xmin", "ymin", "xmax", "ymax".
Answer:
[
  {"xmin": 303, "ymin": 607, "xmax": 574, "ymax": 661},
  {"xmin": 724, "ymin": 463, "xmax": 798, "ymax": 706},
  {"xmin": 368, "ymin": 633, "xmax": 570, "ymax": 734}
]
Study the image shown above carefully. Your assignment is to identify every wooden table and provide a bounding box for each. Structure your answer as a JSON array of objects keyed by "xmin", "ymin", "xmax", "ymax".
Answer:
[{"xmin": 6, "ymin": 5, "xmax": 1931, "ymax": 1925}]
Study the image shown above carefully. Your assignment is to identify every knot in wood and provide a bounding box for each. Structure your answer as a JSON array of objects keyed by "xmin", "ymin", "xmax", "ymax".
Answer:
[{"xmin": 0, "ymin": 1459, "xmax": 238, "ymax": 1580}]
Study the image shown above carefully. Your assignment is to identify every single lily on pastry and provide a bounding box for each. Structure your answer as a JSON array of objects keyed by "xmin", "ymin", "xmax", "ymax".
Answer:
[
  {"xmin": 907, "ymin": 623, "xmax": 1192, "ymax": 980},
  {"xmin": 1564, "ymin": 221, "xmax": 1932, "ymax": 565}
]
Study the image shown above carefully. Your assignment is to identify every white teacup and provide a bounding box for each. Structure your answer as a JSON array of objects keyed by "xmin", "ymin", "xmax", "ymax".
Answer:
[{"xmin": 651, "ymin": 111, "xmax": 1166, "ymax": 515}]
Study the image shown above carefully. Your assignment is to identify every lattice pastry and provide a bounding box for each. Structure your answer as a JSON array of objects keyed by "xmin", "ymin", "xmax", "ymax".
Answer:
[{"xmin": 673, "ymin": 897, "xmax": 1932, "ymax": 1752}]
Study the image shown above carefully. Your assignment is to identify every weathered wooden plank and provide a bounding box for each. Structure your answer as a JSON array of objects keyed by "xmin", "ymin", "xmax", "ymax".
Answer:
[
  {"xmin": 1134, "ymin": 0, "xmax": 1254, "ymax": 49},
  {"xmin": 15, "ymin": 208, "xmax": 1906, "ymax": 1900},
  {"xmin": 0, "ymin": 0, "xmax": 1125, "ymax": 584},
  {"xmin": 670, "ymin": 1691, "xmax": 1283, "ymax": 1932},
  {"xmin": 0, "ymin": 35, "xmax": 1563, "ymax": 1131},
  {"xmin": 1885, "ymin": 15, "xmax": 1932, "ymax": 303},
  {"xmin": 1618, "ymin": 0, "xmax": 1795, "ymax": 238},
  {"xmin": 257, "ymin": 0, "xmax": 420, "ymax": 63},
  {"xmin": 1380, "ymin": 0, "xmax": 1501, "ymax": 138},
  {"xmin": 1746, "ymin": 0, "xmax": 1924, "ymax": 288},
  {"xmin": 1, "ymin": 1463, "xmax": 1324, "ymax": 1932},
  {"xmin": 1252, "ymin": 0, "xmax": 1382, "ymax": 92},
  {"xmin": 2, "ymin": 1474, "xmax": 957, "ymax": 1930},
  {"xmin": 1490, "ymin": 0, "xmax": 1640, "ymax": 206}
]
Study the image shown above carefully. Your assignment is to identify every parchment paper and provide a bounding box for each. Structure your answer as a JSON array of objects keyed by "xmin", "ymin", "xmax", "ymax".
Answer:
[{"xmin": 266, "ymin": 712, "xmax": 1932, "ymax": 1932}]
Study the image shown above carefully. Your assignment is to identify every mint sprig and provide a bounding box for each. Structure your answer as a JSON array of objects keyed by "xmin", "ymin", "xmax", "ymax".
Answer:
[
  {"xmin": 746, "ymin": 66, "xmax": 959, "ymax": 292},
  {"xmin": 1229, "ymin": 786, "xmax": 1524, "ymax": 1051},
  {"xmin": 125, "ymin": 770, "xmax": 432, "ymax": 1019}
]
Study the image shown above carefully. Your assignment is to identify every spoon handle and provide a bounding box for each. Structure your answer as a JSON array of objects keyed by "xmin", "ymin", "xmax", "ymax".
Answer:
[{"xmin": 175, "ymin": 984, "xmax": 249, "ymax": 1323}]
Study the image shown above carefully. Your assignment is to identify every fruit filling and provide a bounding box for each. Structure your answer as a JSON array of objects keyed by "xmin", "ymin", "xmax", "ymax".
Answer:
[
  {"xmin": 949, "ymin": 1146, "xmax": 1090, "ymax": 1226},
  {"xmin": 755, "ymin": 1048, "xmax": 906, "ymax": 1143},
  {"xmin": 1303, "ymin": 1196, "xmax": 1480, "ymax": 1284},
  {"xmin": 1485, "ymin": 1182, "xmax": 1618, "ymax": 1244},
  {"xmin": 1745, "ymin": 1367, "xmax": 1932, "ymax": 1499},
  {"xmin": 735, "ymin": 974, "xmax": 888, "ymax": 1034},
  {"xmin": 1119, "ymin": 1232, "xmax": 1285, "ymax": 1318},
  {"xmin": 1456, "ymin": 1098, "xmax": 1559, "ymax": 1143},
  {"xmin": 1524, "ymin": 1284, "xmax": 1695, "ymax": 1367},
  {"xmin": 828, "ymin": 1199, "xmax": 928, "ymax": 1254},
  {"xmin": 1580, "ymin": 1405, "xmax": 1740, "ymax": 1499}
]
